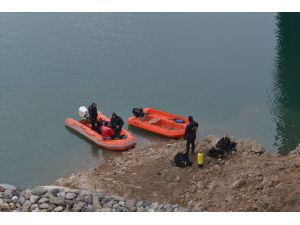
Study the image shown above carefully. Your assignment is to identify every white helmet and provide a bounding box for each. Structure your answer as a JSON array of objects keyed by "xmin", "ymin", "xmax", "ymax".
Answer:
[{"xmin": 78, "ymin": 106, "xmax": 89, "ymax": 119}]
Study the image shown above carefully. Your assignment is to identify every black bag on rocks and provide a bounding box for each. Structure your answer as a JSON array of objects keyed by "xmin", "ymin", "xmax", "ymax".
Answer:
[
  {"xmin": 174, "ymin": 153, "xmax": 193, "ymax": 168},
  {"xmin": 208, "ymin": 137, "xmax": 237, "ymax": 158}
]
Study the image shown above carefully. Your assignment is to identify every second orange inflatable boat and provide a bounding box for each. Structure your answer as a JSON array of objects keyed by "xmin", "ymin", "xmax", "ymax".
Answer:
[
  {"xmin": 65, "ymin": 112, "xmax": 136, "ymax": 151},
  {"xmin": 128, "ymin": 107, "xmax": 189, "ymax": 138}
]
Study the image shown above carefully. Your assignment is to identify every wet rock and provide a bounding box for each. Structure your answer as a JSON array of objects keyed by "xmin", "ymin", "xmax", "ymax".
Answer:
[
  {"xmin": 30, "ymin": 195, "xmax": 40, "ymax": 204},
  {"xmin": 32, "ymin": 187, "xmax": 47, "ymax": 196},
  {"xmin": 39, "ymin": 203, "xmax": 49, "ymax": 209},
  {"xmin": 54, "ymin": 206, "xmax": 64, "ymax": 212}
]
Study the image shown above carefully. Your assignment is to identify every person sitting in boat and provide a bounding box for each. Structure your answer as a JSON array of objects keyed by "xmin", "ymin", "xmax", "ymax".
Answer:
[
  {"xmin": 100, "ymin": 125, "xmax": 114, "ymax": 140},
  {"xmin": 88, "ymin": 102, "xmax": 98, "ymax": 130},
  {"xmin": 95, "ymin": 118, "xmax": 108, "ymax": 134},
  {"xmin": 109, "ymin": 112, "xmax": 124, "ymax": 139},
  {"xmin": 132, "ymin": 107, "xmax": 145, "ymax": 118}
]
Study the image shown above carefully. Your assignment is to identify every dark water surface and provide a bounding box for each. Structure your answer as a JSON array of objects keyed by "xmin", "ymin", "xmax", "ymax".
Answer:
[{"xmin": 1, "ymin": 13, "xmax": 300, "ymax": 187}]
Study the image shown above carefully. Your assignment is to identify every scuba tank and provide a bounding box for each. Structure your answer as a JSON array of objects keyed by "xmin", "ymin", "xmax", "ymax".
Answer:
[{"xmin": 197, "ymin": 152, "xmax": 203, "ymax": 167}]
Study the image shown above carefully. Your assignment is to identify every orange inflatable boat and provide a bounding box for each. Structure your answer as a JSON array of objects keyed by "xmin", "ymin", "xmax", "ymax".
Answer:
[
  {"xmin": 128, "ymin": 107, "xmax": 189, "ymax": 138},
  {"xmin": 65, "ymin": 112, "xmax": 136, "ymax": 151}
]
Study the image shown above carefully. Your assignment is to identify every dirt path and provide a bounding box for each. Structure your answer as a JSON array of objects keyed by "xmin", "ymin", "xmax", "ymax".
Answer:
[{"xmin": 55, "ymin": 136, "xmax": 300, "ymax": 211}]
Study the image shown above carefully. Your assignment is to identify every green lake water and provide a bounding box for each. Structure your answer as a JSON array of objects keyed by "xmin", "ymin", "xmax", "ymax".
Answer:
[{"xmin": 1, "ymin": 13, "xmax": 300, "ymax": 187}]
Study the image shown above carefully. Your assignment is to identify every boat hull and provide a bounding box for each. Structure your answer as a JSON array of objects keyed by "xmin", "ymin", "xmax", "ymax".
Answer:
[
  {"xmin": 65, "ymin": 112, "xmax": 136, "ymax": 151},
  {"xmin": 128, "ymin": 108, "xmax": 189, "ymax": 138}
]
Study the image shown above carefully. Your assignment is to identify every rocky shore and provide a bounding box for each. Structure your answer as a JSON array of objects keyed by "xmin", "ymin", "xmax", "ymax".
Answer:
[
  {"xmin": 2, "ymin": 135, "xmax": 300, "ymax": 212},
  {"xmin": 55, "ymin": 135, "xmax": 300, "ymax": 212},
  {"xmin": 0, "ymin": 184, "xmax": 189, "ymax": 212}
]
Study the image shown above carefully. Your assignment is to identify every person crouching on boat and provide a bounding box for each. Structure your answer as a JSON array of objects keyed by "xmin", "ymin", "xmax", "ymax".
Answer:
[
  {"xmin": 88, "ymin": 102, "xmax": 98, "ymax": 130},
  {"xmin": 184, "ymin": 116, "xmax": 199, "ymax": 155},
  {"xmin": 109, "ymin": 112, "xmax": 124, "ymax": 139}
]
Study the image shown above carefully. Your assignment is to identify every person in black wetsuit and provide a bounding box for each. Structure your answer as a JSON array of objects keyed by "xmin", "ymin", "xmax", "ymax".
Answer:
[
  {"xmin": 88, "ymin": 102, "xmax": 98, "ymax": 130},
  {"xmin": 109, "ymin": 112, "xmax": 124, "ymax": 139},
  {"xmin": 184, "ymin": 116, "xmax": 199, "ymax": 155}
]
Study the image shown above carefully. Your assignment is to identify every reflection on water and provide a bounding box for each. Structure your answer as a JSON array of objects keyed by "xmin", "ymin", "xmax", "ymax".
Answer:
[{"xmin": 272, "ymin": 13, "xmax": 300, "ymax": 155}]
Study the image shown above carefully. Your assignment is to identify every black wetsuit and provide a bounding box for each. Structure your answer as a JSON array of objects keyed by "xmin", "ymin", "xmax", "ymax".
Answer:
[
  {"xmin": 110, "ymin": 115, "xmax": 124, "ymax": 139},
  {"xmin": 184, "ymin": 120, "xmax": 198, "ymax": 154},
  {"xmin": 88, "ymin": 105, "xmax": 98, "ymax": 130}
]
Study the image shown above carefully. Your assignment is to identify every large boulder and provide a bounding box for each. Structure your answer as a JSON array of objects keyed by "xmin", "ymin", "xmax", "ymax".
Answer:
[
  {"xmin": 65, "ymin": 192, "xmax": 76, "ymax": 200},
  {"xmin": 30, "ymin": 195, "xmax": 40, "ymax": 204},
  {"xmin": 0, "ymin": 203, "xmax": 11, "ymax": 212},
  {"xmin": 31, "ymin": 187, "xmax": 47, "ymax": 196},
  {"xmin": 125, "ymin": 198, "xmax": 137, "ymax": 209},
  {"xmin": 0, "ymin": 184, "xmax": 16, "ymax": 191},
  {"xmin": 49, "ymin": 194, "xmax": 65, "ymax": 205},
  {"xmin": 21, "ymin": 200, "xmax": 32, "ymax": 211},
  {"xmin": 73, "ymin": 202, "xmax": 86, "ymax": 212}
]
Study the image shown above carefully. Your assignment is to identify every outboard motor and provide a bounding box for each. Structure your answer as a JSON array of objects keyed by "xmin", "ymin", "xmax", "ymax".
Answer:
[
  {"xmin": 132, "ymin": 107, "xmax": 144, "ymax": 118},
  {"xmin": 78, "ymin": 106, "xmax": 89, "ymax": 120}
]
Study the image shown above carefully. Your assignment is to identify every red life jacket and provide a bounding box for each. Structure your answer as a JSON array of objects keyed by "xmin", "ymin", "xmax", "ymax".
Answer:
[{"xmin": 101, "ymin": 126, "xmax": 113, "ymax": 139}]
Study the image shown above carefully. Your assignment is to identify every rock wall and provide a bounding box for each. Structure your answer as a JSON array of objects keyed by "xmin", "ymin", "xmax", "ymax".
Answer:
[{"xmin": 0, "ymin": 184, "xmax": 190, "ymax": 212}]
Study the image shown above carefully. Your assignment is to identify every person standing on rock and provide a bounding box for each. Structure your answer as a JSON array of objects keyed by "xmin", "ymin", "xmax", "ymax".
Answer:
[
  {"xmin": 88, "ymin": 102, "xmax": 98, "ymax": 130},
  {"xmin": 184, "ymin": 116, "xmax": 198, "ymax": 154}
]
